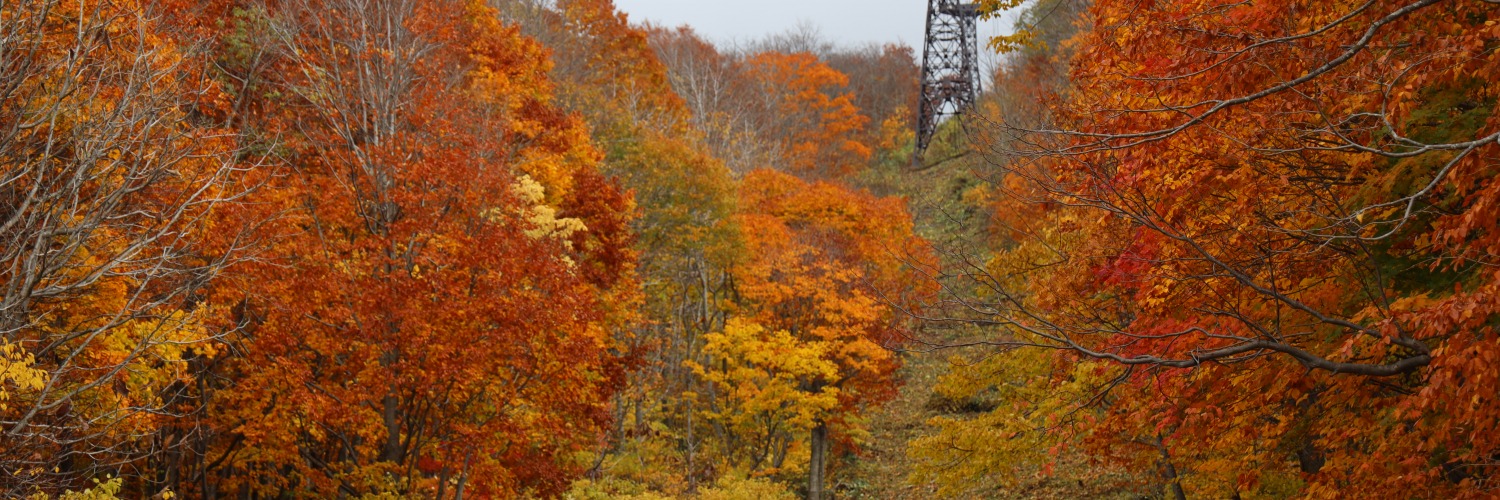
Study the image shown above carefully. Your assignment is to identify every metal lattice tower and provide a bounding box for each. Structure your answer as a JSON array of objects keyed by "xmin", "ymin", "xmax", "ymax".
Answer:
[{"xmin": 915, "ymin": 0, "xmax": 981, "ymax": 158}]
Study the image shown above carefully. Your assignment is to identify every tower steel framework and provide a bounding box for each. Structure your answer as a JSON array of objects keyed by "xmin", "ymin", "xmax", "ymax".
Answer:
[{"xmin": 915, "ymin": 0, "xmax": 981, "ymax": 158}]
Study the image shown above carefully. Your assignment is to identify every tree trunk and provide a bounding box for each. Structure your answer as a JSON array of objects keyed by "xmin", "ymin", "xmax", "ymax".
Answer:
[
  {"xmin": 808, "ymin": 420, "xmax": 829, "ymax": 500},
  {"xmin": 379, "ymin": 394, "xmax": 404, "ymax": 462},
  {"xmin": 686, "ymin": 398, "xmax": 697, "ymax": 494},
  {"xmin": 1156, "ymin": 436, "xmax": 1187, "ymax": 500}
]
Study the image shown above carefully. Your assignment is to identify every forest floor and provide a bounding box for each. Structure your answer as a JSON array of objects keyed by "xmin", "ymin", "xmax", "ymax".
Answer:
[
  {"xmin": 839, "ymin": 342, "xmax": 1153, "ymax": 500},
  {"xmin": 839, "ymin": 348, "xmax": 948, "ymax": 498}
]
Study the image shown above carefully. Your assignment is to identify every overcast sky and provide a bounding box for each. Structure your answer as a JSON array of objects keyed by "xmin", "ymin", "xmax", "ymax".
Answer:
[{"xmin": 611, "ymin": 0, "xmax": 1015, "ymax": 52}]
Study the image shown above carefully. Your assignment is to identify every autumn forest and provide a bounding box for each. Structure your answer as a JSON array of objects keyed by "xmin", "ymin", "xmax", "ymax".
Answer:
[{"xmin": 2, "ymin": 0, "xmax": 1498, "ymax": 498}]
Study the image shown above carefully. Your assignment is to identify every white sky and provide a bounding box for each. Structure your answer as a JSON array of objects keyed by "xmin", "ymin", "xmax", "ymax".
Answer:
[{"xmin": 610, "ymin": 0, "xmax": 1016, "ymax": 53}]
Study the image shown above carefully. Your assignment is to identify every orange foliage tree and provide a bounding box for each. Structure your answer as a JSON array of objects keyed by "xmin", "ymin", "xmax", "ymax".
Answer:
[
  {"xmin": 917, "ymin": 0, "xmax": 1500, "ymax": 497},
  {"xmin": 0, "ymin": 0, "xmax": 246, "ymax": 494},
  {"xmin": 143, "ymin": 0, "xmax": 639, "ymax": 496},
  {"xmin": 646, "ymin": 28, "xmax": 874, "ymax": 180},
  {"xmin": 699, "ymin": 169, "xmax": 928, "ymax": 498},
  {"xmin": 740, "ymin": 53, "xmax": 872, "ymax": 179},
  {"xmin": 498, "ymin": 2, "xmax": 747, "ymax": 495}
]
